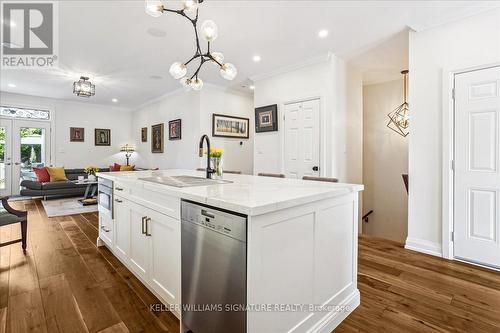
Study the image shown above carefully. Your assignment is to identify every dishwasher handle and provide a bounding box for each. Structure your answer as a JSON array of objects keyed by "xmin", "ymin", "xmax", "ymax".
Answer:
[{"xmin": 201, "ymin": 209, "xmax": 215, "ymax": 219}]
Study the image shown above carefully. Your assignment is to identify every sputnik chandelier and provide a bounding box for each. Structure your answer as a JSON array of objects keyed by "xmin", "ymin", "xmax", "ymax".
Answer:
[
  {"xmin": 387, "ymin": 70, "xmax": 409, "ymax": 137},
  {"xmin": 144, "ymin": 0, "xmax": 237, "ymax": 91}
]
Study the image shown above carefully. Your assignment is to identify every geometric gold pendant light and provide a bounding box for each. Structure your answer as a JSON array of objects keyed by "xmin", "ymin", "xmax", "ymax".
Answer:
[{"xmin": 387, "ymin": 70, "xmax": 409, "ymax": 137}]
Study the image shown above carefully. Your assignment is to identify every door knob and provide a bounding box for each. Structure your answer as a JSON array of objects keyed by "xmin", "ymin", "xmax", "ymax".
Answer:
[{"xmin": 312, "ymin": 166, "xmax": 319, "ymax": 171}]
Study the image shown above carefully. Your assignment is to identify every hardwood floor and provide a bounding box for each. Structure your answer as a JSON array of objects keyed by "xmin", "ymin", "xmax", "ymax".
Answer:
[{"xmin": 0, "ymin": 199, "xmax": 499, "ymax": 333}]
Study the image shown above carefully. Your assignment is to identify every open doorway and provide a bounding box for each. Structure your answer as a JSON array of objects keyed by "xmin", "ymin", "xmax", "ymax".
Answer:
[{"xmin": 349, "ymin": 30, "xmax": 409, "ymax": 243}]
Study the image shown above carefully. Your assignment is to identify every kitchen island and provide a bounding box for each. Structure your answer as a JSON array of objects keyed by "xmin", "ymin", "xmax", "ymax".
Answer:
[{"xmin": 96, "ymin": 169, "xmax": 363, "ymax": 333}]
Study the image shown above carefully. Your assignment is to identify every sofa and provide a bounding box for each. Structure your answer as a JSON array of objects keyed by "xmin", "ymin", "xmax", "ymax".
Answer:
[{"xmin": 20, "ymin": 168, "xmax": 110, "ymax": 199}]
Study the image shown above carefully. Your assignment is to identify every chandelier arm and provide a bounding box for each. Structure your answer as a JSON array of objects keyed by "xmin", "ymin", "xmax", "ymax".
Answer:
[
  {"xmin": 190, "ymin": 57, "xmax": 206, "ymax": 80},
  {"xmin": 184, "ymin": 54, "xmax": 202, "ymax": 66}
]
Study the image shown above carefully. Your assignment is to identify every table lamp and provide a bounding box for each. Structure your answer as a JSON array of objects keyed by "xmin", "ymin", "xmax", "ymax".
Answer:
[{"xmin": 120, "ymin": 144, "xmax": 135, "ymax": 166}]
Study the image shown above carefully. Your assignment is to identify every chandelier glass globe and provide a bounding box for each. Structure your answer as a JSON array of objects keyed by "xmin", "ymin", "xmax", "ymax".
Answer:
[
  {"xmin": 191, "ymin": 78, "xmax": 204, "ymax": 91},
  {"xmin": 201, "ymin": 20, "xmax": 218, "ymax": 42},
  {"xmin": 145, "ymin": 0, "xmax": 163, "ymax": 17},
  {"xmin": 211, "ymin": 52, "xmax": 224, "ymax": 65},
  {"xmin": 220, "ymin": 63, "xmax": 237, "ymax": 80},
  {"xmin": 169, "ymin": 62, "xmax": 187, "ymax": 79},
  {"xmin": 183, "ymin": 0, "xmax": 199, "ymax": 13}
]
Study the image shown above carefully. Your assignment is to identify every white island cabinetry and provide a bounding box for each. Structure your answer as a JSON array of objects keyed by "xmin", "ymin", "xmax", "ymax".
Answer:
[
  {"xmin": 97, "ymin": 169, "xmax": 363, "ymax": 333},
  {"xmin": 104, "ymin": 184, "xmax": 182, "ymax": 316}
]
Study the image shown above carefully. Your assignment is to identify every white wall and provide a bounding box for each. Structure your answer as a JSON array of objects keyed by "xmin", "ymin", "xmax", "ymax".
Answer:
[
  {"xmin": 408, "ymin": 9, "xmax": 500, "ymax": 253},
  {"xmin": 0, "ymin": 92, "xmax": 132, "ymax": 168},
  {"xmin": 363, "ymin": 80, "xmax": 408, "ymax": 242},
  {"xmin": 253, "ymin": 54, "xmax": 363, "ymax": 183},
  {"xmin": 199, "ymin": 87, "xmax": 254, "ymax": 175},
  {"xmin": 131, "ymin": 90, "xmax": 200, "ymax": 170},
  {"xmin": 131, "ymin": 86, "xmax": 254, "ymax": 173}
]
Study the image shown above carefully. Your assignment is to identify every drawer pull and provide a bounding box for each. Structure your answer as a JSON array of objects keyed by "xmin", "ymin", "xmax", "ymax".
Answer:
[
  {"xmin": 145, "ymin": 217, "xmax": 152, "ymax": 236},
  {"xmin": 115, "ymin": 198, "xmax": 123, "ymax": 203},
  {"xmin": 115, "ymin": 187, "xmax": 124, "ymax": 191},
  {"xmin": 141, "ymin": 216, "xmax": 147, "ymax": 234}
]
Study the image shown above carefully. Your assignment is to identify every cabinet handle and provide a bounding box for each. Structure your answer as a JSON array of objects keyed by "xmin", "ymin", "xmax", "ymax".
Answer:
[
  {"xmin": 101, "ymin": 226, "xmax": 111, "ymax": 233},
  {"xmin": 115, "ymin": 198, "xmax": 122, "ymax": 203},
  {"xmin": 145, "ymin": 217, "xmax": 152, "ymax": 236},
  {"xmin": 115, "ymin": 187, "xmax": 123, "ymax": 191},
  {"xmin": 141, "ymin": 216, "xmax": 147, "ymax": 234}
]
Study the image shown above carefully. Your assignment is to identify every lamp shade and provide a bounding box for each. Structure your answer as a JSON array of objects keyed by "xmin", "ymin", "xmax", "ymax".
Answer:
[{"xmin": 120, "ymin": 144, "xmax": 135, "ymax": 153}]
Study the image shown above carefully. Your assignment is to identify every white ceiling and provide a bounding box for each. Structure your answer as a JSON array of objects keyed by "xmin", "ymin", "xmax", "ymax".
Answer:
[{"xmin": 1, "ymin": 1, "xmax": 498, "ymax": 109}]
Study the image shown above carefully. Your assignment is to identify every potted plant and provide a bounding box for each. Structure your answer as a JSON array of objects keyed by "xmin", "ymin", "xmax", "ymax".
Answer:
[{"xmin": 84, "ymin": 166, "xmax": 100, "ymax": 181}]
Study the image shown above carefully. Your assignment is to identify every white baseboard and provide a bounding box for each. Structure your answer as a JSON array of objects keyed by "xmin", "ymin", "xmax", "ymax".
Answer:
[
  {"xmin": 405, "ymin": 237, "xmax": 442, "ymax": 257},
  {"xmin": 312, "ymin": 289, "xmax": 360, "ymax": 333}
]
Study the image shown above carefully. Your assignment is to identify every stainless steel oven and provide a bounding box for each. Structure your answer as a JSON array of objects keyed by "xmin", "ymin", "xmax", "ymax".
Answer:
[{"xmin": 97, "ymin": 177, "xmax": 113, "ymax": 219}]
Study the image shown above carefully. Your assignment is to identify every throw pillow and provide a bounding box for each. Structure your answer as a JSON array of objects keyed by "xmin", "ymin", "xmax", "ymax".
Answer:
[
  {"xmin": 120, "ymin": 165, "xmax": 135, "ymax": 171},
  {"xmin": 46, "ymin": 166, "xmax": 68, "ymax": 182},
  {"xmin": 33, "ymin": 167, "xmax": 50, "ymax": 182},
  {"xmin": 112, "ymin": 163, "xmax": 122, "ymax": 171}
]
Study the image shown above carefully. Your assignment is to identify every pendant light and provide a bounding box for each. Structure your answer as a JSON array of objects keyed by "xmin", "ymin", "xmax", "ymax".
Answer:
[
  {"xmin": 387, "ymin": 70, "xmax": 409, "ymax": 137},
  {"xmin": 73, "ymin": 76, "xmax": 95, "ymax": 98},
  {"xmin": 144, "ymin": 0, "xmax": 237, "ymax": 91}
]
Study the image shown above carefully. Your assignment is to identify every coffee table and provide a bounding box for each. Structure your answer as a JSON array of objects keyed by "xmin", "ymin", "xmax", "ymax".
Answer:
[{"xmin": 72, "ymin": 180, "xmax": 98, "ymax": 205}]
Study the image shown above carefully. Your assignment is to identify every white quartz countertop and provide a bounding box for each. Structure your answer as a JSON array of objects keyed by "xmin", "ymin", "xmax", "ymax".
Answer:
[{"xmin": 96, "ymin": 169, "xmax": 363, "ymax": 216}]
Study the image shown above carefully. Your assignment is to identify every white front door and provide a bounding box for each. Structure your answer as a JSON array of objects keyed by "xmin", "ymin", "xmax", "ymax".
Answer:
[
  {"xmin": 454, "ymin": 65, "xmax": 500, "ymax": 268},
  {"xmin": 284, "ymin": 99, "xmax": 320, "ymax": 179},
  {"xmin": 0, "ymin": 118, "xmax": 51, "ymax": 196}
]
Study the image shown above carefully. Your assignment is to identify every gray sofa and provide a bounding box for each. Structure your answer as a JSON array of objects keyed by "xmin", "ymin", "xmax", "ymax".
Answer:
[{"xmin": 20, "ymin": 168, "xmax": 110, "ymax": 199}]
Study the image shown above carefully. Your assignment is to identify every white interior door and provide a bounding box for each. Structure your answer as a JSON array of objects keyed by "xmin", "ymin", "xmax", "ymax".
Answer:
[
  {"xmin": 0, "ymin": 119, "xmax": 13, "ymax": 196},
  {"xmin": 454, "ymin": 65, "xmax": 500, "ymax": 268},
  {"xmin": 284, "ymin": 99, "xmax": 320, "ymax": 179}
]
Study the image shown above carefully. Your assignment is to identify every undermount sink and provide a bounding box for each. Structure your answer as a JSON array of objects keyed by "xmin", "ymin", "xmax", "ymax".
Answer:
[{"xmin": 139, "ymin": 175, "xmax": 232, "ymax": 188}]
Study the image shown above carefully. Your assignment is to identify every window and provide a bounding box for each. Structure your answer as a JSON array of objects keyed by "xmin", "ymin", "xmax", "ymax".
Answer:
[{"xmin": 0, "ymin": 106, "xmax": 50, "ymax": 120}]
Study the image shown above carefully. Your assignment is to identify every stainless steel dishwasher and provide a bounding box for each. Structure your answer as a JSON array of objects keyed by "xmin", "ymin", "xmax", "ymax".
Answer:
[{"xmin": 181, "ymin": 200, "xmax": 247, "ymax": 333}]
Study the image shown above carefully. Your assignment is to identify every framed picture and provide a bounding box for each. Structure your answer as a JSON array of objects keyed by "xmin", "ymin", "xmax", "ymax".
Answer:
[
  {"xmin": 70, "ymin": 127, "xmax": 84, "ymax": 142},
  {"xmin": 212, "ymin": 114, "xmax": 249, "ymax": 139},
  {"xmin": 95, "ymin": 128, "xmax": 111, "ymax": 146},
  {"xmin": 151, "ymin": 123, "xmax": 164, "ymax": 153},
  {"xmin": 141, "ymin": 127, "xmax": 147, "ymax": 142},
  {"xmin": 255, "ymin": 104, "xmax": 278, "ymax": 133},
  {"xmin": 169, "ymin": 119, "xmax": 182, "ymax": 140}
]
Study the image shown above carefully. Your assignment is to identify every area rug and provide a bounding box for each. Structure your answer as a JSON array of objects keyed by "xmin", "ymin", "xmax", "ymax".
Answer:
[{"xmin": 41, "ymin": 198, "xmax": 98, "ymax": 217}]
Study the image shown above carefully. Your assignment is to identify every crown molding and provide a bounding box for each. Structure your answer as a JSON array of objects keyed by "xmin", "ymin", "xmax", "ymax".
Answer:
[
  {"xmin": 249, "ymin": 52, "xmax": 336, "ymax": 82},
  {"xmin": 408, "ymin": 6, "xmax": 499, "ymax": 32}
]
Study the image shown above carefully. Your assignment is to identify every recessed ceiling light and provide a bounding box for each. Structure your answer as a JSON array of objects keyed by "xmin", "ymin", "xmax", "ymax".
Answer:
[
  {"xmin": 318, "ymin": 29, "xmax": 329, "ymax": 38},
  {"xmin": 7, "ymin": 83, "xmax": 16, "ymax": 88},
  {"xmin": 112, "ymin": 98, "xmax": 118, "ymax": 103},
  {"xmin": 252, "ymin": 55, "xmax": 261, "ymax": 62},
  {"xmin": 249, "ymin": 85, "xmax": 255, "ymax": 90}
]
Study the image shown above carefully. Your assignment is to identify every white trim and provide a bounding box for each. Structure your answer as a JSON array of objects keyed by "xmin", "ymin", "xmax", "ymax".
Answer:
[
  {"xmin": 405, "ymin": 237, "xmax": 442, "ymax": 257},
  {"xmin": 310, "ymin": 289, "xmax": 360, "ymax": 333},
  {"xmin": 250, "ymin": 52, "xmax": 334, "ymax": 82},
  {"xmin": 441, "ymin": 62, "xmax": 500, "ymax": 261}
]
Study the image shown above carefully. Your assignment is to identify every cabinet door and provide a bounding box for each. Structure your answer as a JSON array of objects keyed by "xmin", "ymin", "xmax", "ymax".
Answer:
[
  {"xmin": 128, "ymin": 202, "xmax": 150, "ymax": 281},
  {"xmin": 99, "ymin": 214, "xmax": 113, "ymax": 247},
  {"xmin": 113, "ymin": 196, "xmax": 130, "ymax": 261},
  {"xmin": 147, "ymin": 208, "xmax": 181, "ymax": 308}
]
